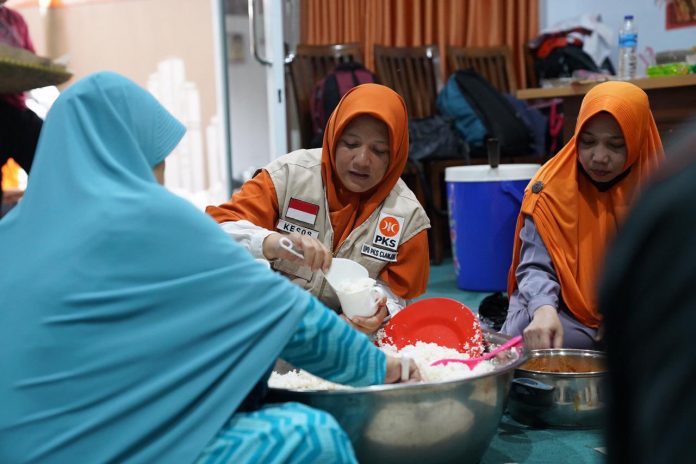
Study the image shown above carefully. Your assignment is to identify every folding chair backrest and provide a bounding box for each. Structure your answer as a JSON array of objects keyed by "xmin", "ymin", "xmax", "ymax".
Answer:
[
  {"xmin": 523, "ymin": 43, "xmax": 539, "ymax": 89},
  {"xmin": 373, "ymin": 45, "xmax": 443, "ymax": 119},
  {"xmin": 288, "ymin": 43, "xmax": 364, "ymax": 148},
  {"xmin": 447, "ymin": 46, "xmax": 517, "ymax": 94}
]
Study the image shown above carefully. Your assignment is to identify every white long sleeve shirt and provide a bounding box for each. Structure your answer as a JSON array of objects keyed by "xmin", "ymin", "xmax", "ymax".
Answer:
[{"xmin": 219, "ymin": 220, "xmax": 408, "ymax": 316}]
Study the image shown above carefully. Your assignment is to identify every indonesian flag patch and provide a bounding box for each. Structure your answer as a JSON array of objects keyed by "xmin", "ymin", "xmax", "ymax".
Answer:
[{"xmin": 285, "ymin": 198, "xmax": 320, "ymax": 225}]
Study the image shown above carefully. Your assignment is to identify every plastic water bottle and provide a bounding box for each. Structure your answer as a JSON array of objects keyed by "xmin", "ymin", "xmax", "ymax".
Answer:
[{"xmin": 618, "ymin": 15, "xmax": 638, "ymax": 80}]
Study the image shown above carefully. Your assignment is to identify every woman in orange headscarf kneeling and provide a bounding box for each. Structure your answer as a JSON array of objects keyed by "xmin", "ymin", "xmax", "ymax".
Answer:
[
  {"xmin": 501, "ymin": 81, "xmax": 664, "ymax": 350},
  {"xmin": 206, "ymin": 84, "xmax": 430, "ymax": 335}
]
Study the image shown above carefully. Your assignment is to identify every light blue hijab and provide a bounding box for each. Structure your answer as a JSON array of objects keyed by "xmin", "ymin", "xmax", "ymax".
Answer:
[{"xmin": 0, "ymin": 72, "xmax": 312, "ymax": 463}]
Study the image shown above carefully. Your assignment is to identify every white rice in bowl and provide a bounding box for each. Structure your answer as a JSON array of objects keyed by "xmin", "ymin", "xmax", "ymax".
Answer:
[
  {"xmin": 268, "ymin": 341, "xmax": 508, "ymax": 391},
  {"xmin": 380, "ymin": 341, "xmax": 495, "ymax": 382},
  {"xmin": 268, "ymin": 369, "xmax": 350, "ymax": 391}
]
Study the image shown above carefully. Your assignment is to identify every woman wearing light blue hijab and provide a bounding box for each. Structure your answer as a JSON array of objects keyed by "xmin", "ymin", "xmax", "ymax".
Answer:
[{"xmin": 0, "ymin": 72, "xmax": 415, "ymax": 463}]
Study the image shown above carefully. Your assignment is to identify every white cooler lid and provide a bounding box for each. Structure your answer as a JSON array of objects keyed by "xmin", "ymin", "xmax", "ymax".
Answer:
[{"xmin": 445, "ymin": 164, "xmax": 541, "ymax": 182}]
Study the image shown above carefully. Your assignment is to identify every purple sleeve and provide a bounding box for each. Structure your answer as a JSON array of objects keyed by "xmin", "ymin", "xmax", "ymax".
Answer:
[{"xmin": 515, "ymin": 215, "xmax": 560, "ymax": 318}]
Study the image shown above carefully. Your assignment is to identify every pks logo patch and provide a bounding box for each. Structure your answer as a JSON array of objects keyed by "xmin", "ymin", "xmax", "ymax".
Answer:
[
  {"xmin": 379, "ymin": 216, "xmax": 400, "ymax": 237},
  {"xmin": 372, "ymin": 213, "xmax": 404, "ymax": 251}
]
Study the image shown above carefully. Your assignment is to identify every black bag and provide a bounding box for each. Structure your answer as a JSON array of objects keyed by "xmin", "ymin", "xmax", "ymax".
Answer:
[
  {"xmin": 453, "ymin": 69, "xmax": 535, "ymax": 157},
  {"xmin": 534, "ymin": 45, "xmax": 601, "ymax": 81},
  {"xmin": 309, "ymin": 62, "xmax": 378, "ymax": 147},
  {"xmin": 478, "ymin": 292, "xmax": 509, "ymax": 331},
  {"xmin": 408, "ymin": 115, "xmax": 469, "ymax": 162}
]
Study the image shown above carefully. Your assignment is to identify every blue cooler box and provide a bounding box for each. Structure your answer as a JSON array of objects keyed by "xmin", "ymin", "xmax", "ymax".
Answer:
[{"xmin": 446, "ymin": 164, "xmax": 540, "ymax": 292}]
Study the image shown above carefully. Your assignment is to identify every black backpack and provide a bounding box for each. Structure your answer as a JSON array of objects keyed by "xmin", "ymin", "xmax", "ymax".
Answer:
[
  {"xmin": 309, "ymin": 62, "xmax": 378, "ymax": 147},
  {"xmin": 452, "ymin": 69, "xmax": 535, "ymax": 157},
  {"xmin": 534, "ymin": 44, "xmax": 601, "ymax": 81}
]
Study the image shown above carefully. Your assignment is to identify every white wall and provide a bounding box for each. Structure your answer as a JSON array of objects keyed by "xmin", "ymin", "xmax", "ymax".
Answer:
[
  {"xmin": 541, "ymin": 0, "xmax": 696, "ymax": 74},
  {"xmin": 15, "ymin": 0, "xmax": 228, "ymax": 208},
  {"xmin": 17, "ymin": 0, "xmax": 219, "ymax": 147}
]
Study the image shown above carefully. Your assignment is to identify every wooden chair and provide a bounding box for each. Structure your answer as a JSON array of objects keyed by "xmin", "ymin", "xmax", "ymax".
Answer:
[
  {"xmin": 373, "ymin": 45, "xmax": 443, "ymax": 119},
  {"xmin": 447, "ymin": 45, "xmax": 518, "ymax": 93},
  {"xmin": 287, "ymin": 43, "xmax": 364, "ymax": 149},
  {"xmin": 523, "ymin": 43, "xmax": 539, "ymax": 89},
  {"xmin": 374, "ymin": 45, "xmax": 470, "ymax": 265}
]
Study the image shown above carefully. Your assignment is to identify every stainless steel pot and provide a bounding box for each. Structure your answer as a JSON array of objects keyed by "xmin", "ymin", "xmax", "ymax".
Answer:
[
  {"xmin": 507, "ymin": 349, "xmax": 606, "ymax": 428},
  {"xmin": 268, "ymin": 331, "xmax": 527, "ymax": 464}
]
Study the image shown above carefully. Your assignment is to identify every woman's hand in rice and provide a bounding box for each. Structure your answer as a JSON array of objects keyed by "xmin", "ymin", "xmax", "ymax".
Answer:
[
  {"xmin": 385, "ymin": 355, "xmax": 421, "ymax": 383},
  {"xmin": 341, "ymin": 296, "xmax": 388, "ymax": 334},
  {"xmin": 262, "ymin": 232, "xmax": 332, "ymax": 272}
]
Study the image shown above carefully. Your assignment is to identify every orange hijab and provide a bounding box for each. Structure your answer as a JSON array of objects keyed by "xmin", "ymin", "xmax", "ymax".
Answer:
[
  {"xmin": 321, "ymin": 83, "xmax": 409, "ymax": 250},
  {"xmin": 508, "ymin": 81, "xmax": 664, "ymax": 328}
]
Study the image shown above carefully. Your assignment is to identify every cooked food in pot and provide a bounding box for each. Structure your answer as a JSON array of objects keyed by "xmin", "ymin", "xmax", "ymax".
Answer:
[{"xmin": 521, "ymin": 355, "xmax": 605, "ymax": 373}]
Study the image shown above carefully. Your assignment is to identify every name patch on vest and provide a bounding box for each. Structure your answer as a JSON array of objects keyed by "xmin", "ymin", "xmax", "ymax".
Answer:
[
  {"xmin": 277, "ymin": 219, "xmax": 319, "ymax": 239},
  {"xmin": 285, "ymin": 198, "xmax": 320, "ymax": 225},
  {"xmin": 361, "ymin": 243, "xmax": 398, "ymax": 262},
  {"xmin": 372, "ymin": 213, "xmax": 404, "ymax": 251}
]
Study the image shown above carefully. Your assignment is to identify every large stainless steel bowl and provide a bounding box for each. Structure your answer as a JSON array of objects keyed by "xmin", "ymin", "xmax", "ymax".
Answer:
[
  {"xmin": 268, "ymin": 331, "xmax": 527, "ymax": 464},
  {"xmin": 507, "ymin": 349, "xmax": 606, "ymax": 428}
]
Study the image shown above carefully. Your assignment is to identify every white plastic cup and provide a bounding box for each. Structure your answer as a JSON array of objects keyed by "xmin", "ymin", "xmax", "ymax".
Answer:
[
  {"xmin": 334, "ymin": 278, "xmax": 385, "ymax": 319},
  {"xmin": 325, "ymin": 258, "xmax": 368, "ymax": 286},
  {"xmin": 325, "ymin": 258, "xmax": 384, "ymax": 319}
]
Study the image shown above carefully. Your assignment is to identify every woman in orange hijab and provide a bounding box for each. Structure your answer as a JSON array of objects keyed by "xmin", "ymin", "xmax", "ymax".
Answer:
[
  {"xmin": 501, "ymin": 81, "xmax": 664, "ymax": 350},
  {"xmin": 206, "ymin": 84, "xmax": 430, "ymax": 334}
]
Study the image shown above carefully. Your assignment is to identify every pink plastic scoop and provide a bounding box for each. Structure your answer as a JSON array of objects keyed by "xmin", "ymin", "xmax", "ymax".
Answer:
[{"xmin": 430, "ymin": 335, "xmax": 523, "ymax": 369}]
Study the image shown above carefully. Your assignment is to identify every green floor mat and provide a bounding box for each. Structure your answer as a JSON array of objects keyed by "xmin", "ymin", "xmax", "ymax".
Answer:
[
  {"xmin": 417, "ymin": 258, "xmax": 493, "ymax": 311},
  {"xmin": 482, "ymin": 415, "xmax": 605, "ymax": 463}
]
